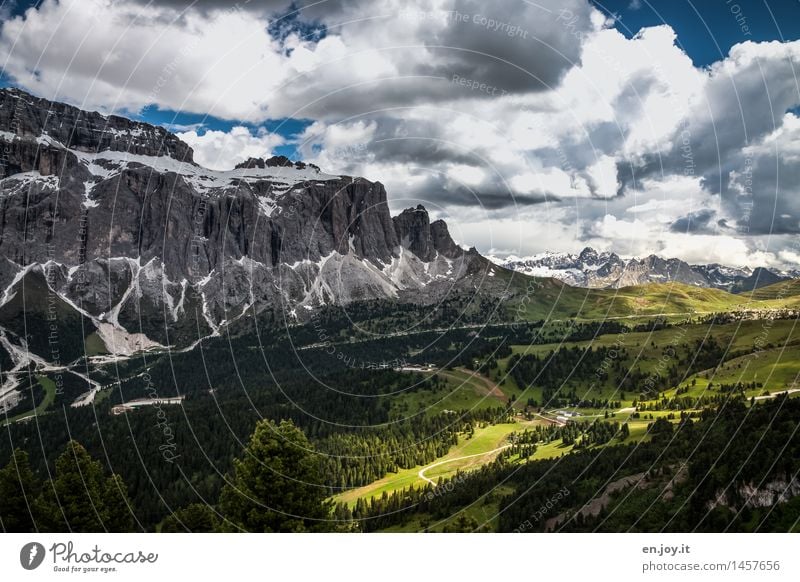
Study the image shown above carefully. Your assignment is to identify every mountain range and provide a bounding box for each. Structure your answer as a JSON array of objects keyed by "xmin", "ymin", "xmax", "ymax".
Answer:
[
  {"xmin": 1, "ymin": 88, "xmax": 799, "ymax": 414},
  {"xmin": 489, "ymin": 247, "xmax": 799, "ymax": 293},
  {"xmin": 0, "ymin": 88, "xmax": 507, "ymax": 367}
]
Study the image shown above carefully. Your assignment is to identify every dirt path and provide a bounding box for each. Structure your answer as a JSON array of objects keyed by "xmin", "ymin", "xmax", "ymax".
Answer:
[
  {"xmin": 533, "ymin": 412, "xmax": 564, "ymax": 425},
  {"xmin": 753, "ymin": 388, "xmax": 800, "ymax": 401},
  {"xmin": 417, "ymin": 444, "xmax": 512, "ymax": 485},
  {"xmin": 439, "ymin": 368, "xmax": 509, "ymax": 404}
]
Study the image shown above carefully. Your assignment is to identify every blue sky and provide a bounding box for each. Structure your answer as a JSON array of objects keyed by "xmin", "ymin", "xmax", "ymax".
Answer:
[
  {"xmin": 594, "ymin": 0, "xmax": 800, "ymax": 66},
  {"xmin": 130, "ymin": 0, "xmax": 800, "ymax": 162},
  {"xmin": 5, "ymin": 0, "xmax": 798, "ymax": 162},
  {"xmin": 0, "ymin": 0, "xmax": 318, "ymax": 159},
  {"xmin": 134, "ymin": 107, "xmax": 312, "ymax": 160},
  {"xmin": 2, "ymin": 0, "xmax": 797, "ymax": 163}
]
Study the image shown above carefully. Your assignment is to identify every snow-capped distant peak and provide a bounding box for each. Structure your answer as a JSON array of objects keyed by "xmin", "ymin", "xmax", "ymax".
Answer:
[{"xmin": 492, "ymin": 247, "xmax": 793, "ymax": 292}]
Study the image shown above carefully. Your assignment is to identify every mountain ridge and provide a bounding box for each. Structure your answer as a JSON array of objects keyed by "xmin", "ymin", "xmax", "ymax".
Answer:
[
  {"xmin": 489, "ymin": 247, "xmax": 799, "ymax": 293},
  {"xmin": 2, "ymin": 89, "xmax": 798, "ymax": 414},
  {"xmin": 0, "ymin": 88, "xmax": 500, "ymax": 363}
]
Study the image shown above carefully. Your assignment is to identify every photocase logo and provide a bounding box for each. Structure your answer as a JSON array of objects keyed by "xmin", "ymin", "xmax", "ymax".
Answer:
[{"xmin": 20, "ymin": 542, "xmax": 46, "ymax": 570}]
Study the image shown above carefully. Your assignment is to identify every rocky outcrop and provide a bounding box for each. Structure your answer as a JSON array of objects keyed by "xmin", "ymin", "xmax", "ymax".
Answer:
[
  {"xmin": 393, "ymin": 205, "xmax": 433, "ymax": 260},
  {"xmin": 235, "ymin": 155, "xmax": 320, "ymax": 172},
  {"xmin": 0, "ymin": 88, "xmax": 193, "ymax": 176},
  {"xmin": 430, "ymin": 220, "xmax": 461, "ymax": 258},
  {"xmin": 709, "ymin": 477, "xmax": 800, "ymax": 510},
  {"xmin": 0, "ymin": 88, "xmax": 493, "ymax": 357},
  {"xmin": 392, "ymin": 205, "xmax": 462, "ymax": 262},
  {"xmin": 614, "ymin": 254, "xmax": 708, "ymax": 288}
]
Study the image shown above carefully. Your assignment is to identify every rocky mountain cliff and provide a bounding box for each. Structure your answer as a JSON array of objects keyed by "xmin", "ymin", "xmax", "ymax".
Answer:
[
  {"xmin": 491, "ymin": 248, "xmax": 798, "ymax": 292},
  {"xmin": 0, "ymin": 89, "xmax": 499, "ymax": 376}
]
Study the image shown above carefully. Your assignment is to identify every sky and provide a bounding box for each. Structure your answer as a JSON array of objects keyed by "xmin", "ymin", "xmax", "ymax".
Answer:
[{"xmin": 1, "ymin": 0, "xmax": 799, "ymax": 268}]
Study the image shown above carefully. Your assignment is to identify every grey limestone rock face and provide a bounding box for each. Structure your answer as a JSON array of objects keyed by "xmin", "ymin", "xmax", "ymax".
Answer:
[
  {"xmin": 392, "ymin": 205, "xmax": 462, "ymax": 262},
  {"xmin": 0, "ymin": 88, "xmax": 193, "ymax": 174},
  {"xmin": 0, "ymin": 89, "xmax": 489, "ymax": 355}
]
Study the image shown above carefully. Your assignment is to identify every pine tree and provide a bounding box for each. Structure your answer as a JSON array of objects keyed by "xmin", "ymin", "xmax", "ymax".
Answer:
[
  {"xmin": 161, "ymin": 503, "xmax": 220, "ymax": 532},
  {"xmin": 0, "ymin": 449, "xmax": 41, "ymax": 532},
  {"xmin": 104, "ymin": 473, "xmax": 136, "ymax": 532},
  {"xmin": 36, "ymin": 440, "xmax": 134, "ymax": 532},
  {"xmin": 218, "ymin": 419, "xmax": 332, "ymax": 532}
]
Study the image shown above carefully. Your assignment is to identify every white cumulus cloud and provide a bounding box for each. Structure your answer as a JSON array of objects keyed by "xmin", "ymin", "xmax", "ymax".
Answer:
[{"xmin": 177, "ymin": 126, "xmax": 285, "ymax": 170}]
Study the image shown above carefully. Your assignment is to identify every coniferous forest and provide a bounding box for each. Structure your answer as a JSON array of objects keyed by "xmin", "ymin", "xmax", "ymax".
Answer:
[{"xmin": 3, "ymin": 305, "xmax": 800, "ymax": 533}]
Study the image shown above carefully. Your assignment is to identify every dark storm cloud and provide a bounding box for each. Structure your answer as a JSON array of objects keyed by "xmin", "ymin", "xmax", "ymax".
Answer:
[
  {"xmin": 723, "ymin": 142, "xmax": 800, "ymax": 235},
  {"xmin": 427, "ymin": 181, "xmax": 551, "ymax": 209},
  {"xmin": 669, "ymin": 208, "xmax": 717, "ymax": 233},
  {"xmin": 418, "ymin": 0, "xmax": 595, "ymax": 92},
  {"xmin": 380, "ymin": 170, "xmax": 550, "ymax": 210},
  {"xmin": 360, "ymin": 118, "xmax": 480, "ymax": 166},
  {"xmin": 265, "ymin": 0, "xmax": 600, "ymax": 120},
  {"xmin": 619, "ymin": 42, "xmax": 800, "ymax": 234}
]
